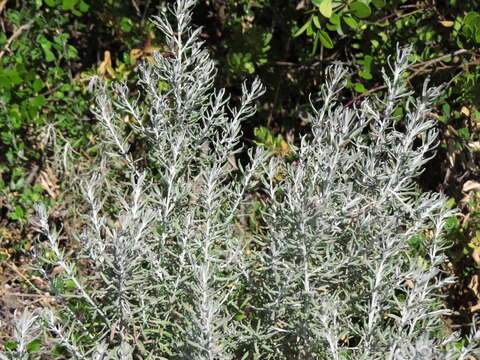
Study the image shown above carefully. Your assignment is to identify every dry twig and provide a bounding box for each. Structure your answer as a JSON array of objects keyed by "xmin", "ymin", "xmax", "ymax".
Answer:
[
  {"xmin": 0, "ymin": 0, "xmax": 8, "ymax": 14},
  {"xmin": 0, "ymin": 19, "xmax": 34, "ymax": 60}
]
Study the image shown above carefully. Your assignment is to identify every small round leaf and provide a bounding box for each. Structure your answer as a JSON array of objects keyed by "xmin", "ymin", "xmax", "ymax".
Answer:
[
  {"xmin": 349, "ymin": 1, "xmax": 372, "ymax": 19},
  {"xmin": 372, "ymin": 0, "xmax": 386, "ymax": 9}
]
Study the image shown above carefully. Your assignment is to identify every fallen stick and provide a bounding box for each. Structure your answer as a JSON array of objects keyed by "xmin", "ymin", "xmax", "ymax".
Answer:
[{"xmin": 0, "ymin": 19, "xmax": 34, "ymax": 60}]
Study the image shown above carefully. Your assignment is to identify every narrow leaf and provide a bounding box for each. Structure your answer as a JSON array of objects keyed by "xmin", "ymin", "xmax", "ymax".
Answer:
[
  {"xmin": 317, "ymin": 30, "xmax": 334, "ymax": 48},
  {"xmin": 294, "ymin": 19, "xmax": 312, "ymax": 37}
]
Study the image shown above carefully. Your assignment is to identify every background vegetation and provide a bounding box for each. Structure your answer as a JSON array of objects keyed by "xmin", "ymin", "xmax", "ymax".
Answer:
[{"xmin": 1, "ymin": 0, "xmax": 479, "ymax": 351}]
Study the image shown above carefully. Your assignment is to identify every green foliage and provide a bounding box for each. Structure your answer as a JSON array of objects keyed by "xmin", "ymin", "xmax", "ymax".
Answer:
[
  {"xmin": 0, "ymin": 1, "xmax": 93, "ymax": 223},
  {"xmin": 443, "ymin": 191, "xmax": 480, "ymax": 279},
  {"xmin": 226, "ymin": 26, "xmax": 272, "ymax": 74},
  {"xmin": 0, "ymin": 0, "xmax": 161, "ymax": 224},
  {"xmin": 253, "ymin": 126, "xmax": 292, "ymax": 158},
  {"xmin": 294, "ymin": 0, "xmax": 385, "ymax": 50},
  {"xmin": 463, "ymin": 11, "xmax": 480, "ymax": 43},
  {"xmin": 220, "ymin": 10, "xmax": 273, "ymax": 75}
]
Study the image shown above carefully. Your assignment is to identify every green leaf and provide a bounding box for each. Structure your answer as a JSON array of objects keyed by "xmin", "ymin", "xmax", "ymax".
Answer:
[
  {"xmin": 52, "ymin": 345, "xmax": 69, "ymax": 356},
  {"xmin": 0, "ymin": 75, "xmax": 10, "ymax": 90},
  {"xmin": 462, "ymin": 13, "xmax": 480, "ymax": 41},
  {"xmin": 234, "ymin": 314, "xmax": 247, "ymax": 321},
  {"xmin": 392, "ymin": 107, "xmax": 404, "ymax": 117},
  {"xmin": 312, "ymin": 15, "xmax": 321, "ymax": 29},
  {"xmin": 354, "ymin": 82, "xmax": 366, "ymax": 93},
  {"xmin": 438, "ymin": 115, "xmax": 448, "ymax": 123},
  {"xmin": 78, "ymin": 1, "xmax": 89, "ymax": 12},
  {"xmin": 39, "ymin": 38, "xmax": 56, "ymax": 62},
  {"xmin": 458, "ymin": 127, "xmax": 470, "ymax": 140},
  {"xmin": 43, "ymin": 48, "xmax": 55, "ymax": 62},
  {"xmin": 10, "ymin": 206, "xmax": 25, "ymax": 221},
  {"xmin": 6, "ymin": 150, "xmax": 14, "ymax": 164},
  {"xmin": 3, "ymin": 68, "xmax": 22, "ymax": 87},
  {"xmin": 5, "ymin": 341, "xmax": 17, "ymax": 350},
  {"xmin": 44, "ymin": 0, "xmax": 57, "ymax": 6},
  {"xmin": 319, "ymin": 0, "xmax": 333, "ymax": 18},
  {"xmin": 359, "ymin": 71, "xmax": 372, "ymax": 80},
  {"xmin": 442, "ymin": 103, "xmax": 451, "ymax": 116},
  {"xmin": 62, "ymin": 0, "xmax": 77, "ymax": 10},
  {"xmin": 335, "ymin": 20, "xmax": 344, "ymax": 35},
  {"xmin": 312, "ymin": 32, "xmax": 319, "ymax": 55},
  {"xmin": 317, "ymin": 30, "xmax": 334, "ymax": 48},
  {"xmin": 67, "ymin": 45, "xmax": 78, "ymax": 59},
  {"xmin": 454, "ymin": 17, "xmax": 463, "ymax": 31},
  {"xmin": 54, "ymin": 90, "xmax": 65, "ymax": 99},
  {"xmin": 244, "ymin": 62, "xmax": 255, "ymax": 74},
  {"xmin": 65, "ymin": 279, "xmax": 77, "ymax": 291},
  {"xmin": 445, "ymin": 216, "xmax": 460, "ymax": 231},
  {"xmin": 329, "ymin": 13, "xmax": 340, "ymax": 25},
  {"xmin": 53, "ymin": 34, "xmax": 67, "ymax": 45},
  {"xmin": 32, "ymin": 78, "xmax": 44, "ymax": 93},
  {"xmin": 343, "ymin": 16, "xmax": 358, "ymax": 30},
  {"xmin": 463, "ymin": 24, "xmax": 474, "ymax": 37},
  {"xmin": 365, "ymin": 55, "xmax": 373, "ymax": 69},
  {"xmin": 120, "ymin": 17, "xmax": 133, "ymax": 33},
  {"xmin": 293, "ymin": 19, "xmax": 312, "ymax": 37},
  {"xmin": 446, "ymin": 198, "xmax": 456, "ymax": 210},
  {"xmin": 254, "ymin": 126, "xmax": 273, "ymax": 145},
  {"xmin": 31, "ymin": 95, "xmax": 46, "ymax": 109},
  {"xmin": 60, "ymin": 83, "xmax": 72, "ymax": 92},
  {"xmin": 306, "ymin": 21, "xmax": 315, "ymax": 36},
  {"xmin": 27, "ymin": 339, "xmax": 42, "ymax": 354},
  {"xmin": 326, "ymin": 22, "xmax": 335, "ymax": 32},
  {"xmin": 464, "ymin": 12, "xmax": 480, "ymax": 27},
  {"xmin": 12, "ymin": 167, "xmax": 24, "ymax": 180},
  {"xmin": 53, "ymin": 278, "xmax": 65, "ymax": 292},
  {"xmin": 372, "ymin": 0, "xmax": 386, "ymax": 9},
  {"xmin": 350, "ymin": 1, "xmax": 372, "ymax": 19}
]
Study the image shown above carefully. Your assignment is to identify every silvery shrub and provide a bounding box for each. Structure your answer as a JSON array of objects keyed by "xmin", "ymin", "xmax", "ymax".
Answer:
[{"xmin": 2, "ymin": 0, "xmax": 479, "ymax": 359}]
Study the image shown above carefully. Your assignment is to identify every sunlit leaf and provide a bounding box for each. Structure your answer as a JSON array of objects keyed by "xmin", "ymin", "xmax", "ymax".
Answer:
[
  {"xmin": 354, "ymin": 82, "xmax": 366, "ymax": 93},
  {"xmin": 319, "ymin": 0, "xmax": 333, "ymax": 18},
  {"xmin": 439, "ymin": 20, "xmax": 454, "ymax": 27},
  {"xmin": 293, "ymin": 19, "xmax": 312, "ymax": 37}
]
